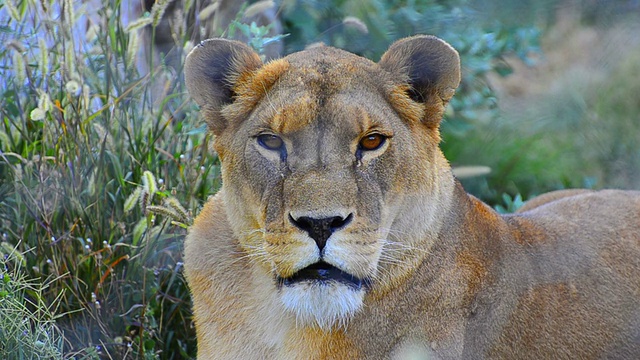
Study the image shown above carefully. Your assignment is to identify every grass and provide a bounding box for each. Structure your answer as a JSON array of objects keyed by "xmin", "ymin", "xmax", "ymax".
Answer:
[
  {"xmin": 0, "ymin": 243, "xmax": 66, "ymax": 359},
  {"xmin": 0, "ymin": 0, "xmax": 214, "ymax": 357}
]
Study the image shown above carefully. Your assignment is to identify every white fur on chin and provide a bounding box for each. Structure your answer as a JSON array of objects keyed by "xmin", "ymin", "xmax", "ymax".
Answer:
[{"xmin": 280, "ymin": 280, "xmax": 365, "ymax": 331}]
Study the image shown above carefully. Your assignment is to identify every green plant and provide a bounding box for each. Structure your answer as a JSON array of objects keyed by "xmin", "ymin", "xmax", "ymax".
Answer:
[
  {"xmin": 587, "ymin": 50, "xmax": 640, "ymax": 190},
  {"xmin": 0, "ymin": 0, "xmax": 215, "ymax": 357},
  {"xmin": 0, "ymin": 243, "xmax": 65, "ymax": 359},
  {"xmin": 451, "ymin": 21, "xmax": 640, "ymax": 204},
  {"xmin": 228, "ymin": 19, "xmax": 289, "ymax": 60},
  {"xmin": 494, "ymin": 193, "xmax": 525, "ymax": 214}
]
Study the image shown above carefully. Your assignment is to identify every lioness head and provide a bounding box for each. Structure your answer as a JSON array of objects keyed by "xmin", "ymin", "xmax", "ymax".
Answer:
[{"xmin": 185, "ymin": 36, "xmax": 461, "ymax": 329}]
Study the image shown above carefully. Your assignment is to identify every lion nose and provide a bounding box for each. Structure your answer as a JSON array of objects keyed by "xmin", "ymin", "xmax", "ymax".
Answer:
[{"xmin": 289, "ymin": 214, "xmax": 353, "ymax": 251}]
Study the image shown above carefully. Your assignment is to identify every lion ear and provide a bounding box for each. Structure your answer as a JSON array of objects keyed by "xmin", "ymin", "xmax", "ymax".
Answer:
[
  {"xmin": 184, "ymin": 38, "xmax": 263, "ymax": 135},
  {"xmin": 379, "ymin": 35, "xmax": 461, "ymax": 125}
]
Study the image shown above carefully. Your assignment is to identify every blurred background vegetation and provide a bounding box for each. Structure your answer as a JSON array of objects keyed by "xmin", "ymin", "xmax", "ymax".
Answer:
[{"xmin": 0, "ymin": 0, "xmax": 638, "ymax": 358}]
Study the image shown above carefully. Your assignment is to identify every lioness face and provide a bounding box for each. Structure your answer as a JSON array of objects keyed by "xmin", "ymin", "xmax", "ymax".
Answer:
[{"xmin": 185, "ymin": 37, "xmax": 460, "ymax": 329}]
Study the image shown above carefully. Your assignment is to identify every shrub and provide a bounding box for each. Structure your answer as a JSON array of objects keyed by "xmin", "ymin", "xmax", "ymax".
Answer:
[{"xmin": 452, "ymin": 20, "xmax": 640, "ymax": 203}]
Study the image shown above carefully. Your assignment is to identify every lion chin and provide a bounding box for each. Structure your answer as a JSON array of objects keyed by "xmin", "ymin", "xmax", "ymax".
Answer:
[
  {"xmin": 280, "ymin": 281, "xmax": 365, "ymax": 330},
  {"xmin": 277, "ymin": 262, "xmax": 368, "ymax": 330}
]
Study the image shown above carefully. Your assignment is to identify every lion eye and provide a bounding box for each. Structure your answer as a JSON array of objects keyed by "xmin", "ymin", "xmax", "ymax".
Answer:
[
  {"xmin": 257, "ymin": 134, "xmax": 284, "ymax": 151},
  {"xmin": 359, "ymin": 134, "xmax": 386, "ymax": 151}
]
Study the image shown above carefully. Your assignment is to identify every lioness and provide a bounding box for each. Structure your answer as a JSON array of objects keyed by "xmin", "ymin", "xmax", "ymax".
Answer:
[{"xmin": 183, "ymin": 35, "xmax": 640, "ymax": 359}]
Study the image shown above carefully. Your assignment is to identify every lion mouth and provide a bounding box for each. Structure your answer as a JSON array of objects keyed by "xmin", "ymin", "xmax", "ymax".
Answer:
[{"xmin": 278, "ymin": 262, "xmax": 367, "ymax": 290}]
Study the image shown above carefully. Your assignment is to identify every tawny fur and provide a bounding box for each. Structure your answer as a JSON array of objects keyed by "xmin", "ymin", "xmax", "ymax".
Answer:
[{"xmin": 183, "ymin": 36, "xmax": 640, "ymax": 359}]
